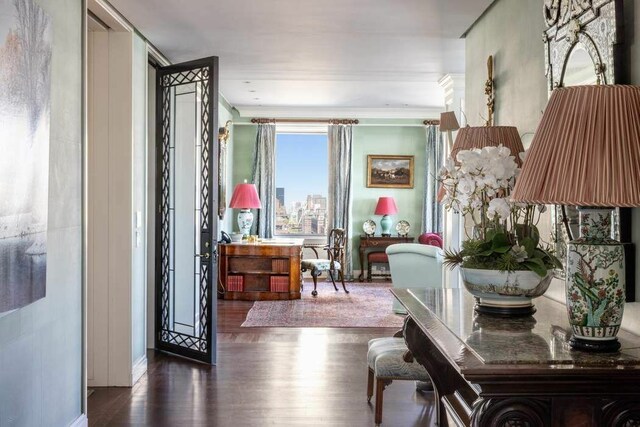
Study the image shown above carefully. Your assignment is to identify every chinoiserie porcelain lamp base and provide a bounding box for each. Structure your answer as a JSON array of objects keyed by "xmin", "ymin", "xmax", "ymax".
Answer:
[
  {"xmin": 379, "ymin": 214, "xmax": 393, "ymax": 237},
  {"xmin": 566, "ymin": 208, "xmax": 624, "ymax": 353},
  {"xmin": 237, "ymin": 209, "xmax": 254, "ymax": 237}
]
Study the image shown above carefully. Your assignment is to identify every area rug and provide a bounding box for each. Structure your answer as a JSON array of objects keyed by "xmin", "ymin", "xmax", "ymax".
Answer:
[{"xmin": 241, "ymin": 281, "xmax": 404, "ymax": 328}]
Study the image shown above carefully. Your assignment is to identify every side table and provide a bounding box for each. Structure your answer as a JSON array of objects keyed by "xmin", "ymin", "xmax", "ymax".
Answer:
[{"xmin": 358, "ymin": 235, "xmax": 413, "ymax": 282}]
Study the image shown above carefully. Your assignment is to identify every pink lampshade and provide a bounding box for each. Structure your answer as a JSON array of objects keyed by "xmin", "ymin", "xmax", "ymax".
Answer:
[
  {"xmin": 511, "ymin": 85, "xmax": 640, "ymax": 207},
  {"xmin": 229, "ymin": 183, "xmax": 262, "ymax": 209},
  {"xmin": 450, "ymin": 126, "xmax": 525, "ymax": 167},
  {"xmin": 439, "ymin": 111, "xmax": 460, "ymax": 132},
  {"xmin": 374, "ymin": 197, "xmax": 398, "ymax": 215}
]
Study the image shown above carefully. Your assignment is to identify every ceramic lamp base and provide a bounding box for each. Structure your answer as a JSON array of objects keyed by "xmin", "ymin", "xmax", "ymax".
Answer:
[
  {"xmin": 566, "ymin": 208, "xmax": 625, "ymax": 352},
  {"xmin": 237, "ymin": 209, "xmax": 254, "ymax": 236},
  {"xmin": 380, "ymin": 215, "xmax": 393, "ymax": 237}
]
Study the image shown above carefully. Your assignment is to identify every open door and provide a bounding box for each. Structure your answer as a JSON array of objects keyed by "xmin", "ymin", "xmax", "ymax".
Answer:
[{"xmin": 155, "ymin": 57, "xmax": 218, "ymax": 364}]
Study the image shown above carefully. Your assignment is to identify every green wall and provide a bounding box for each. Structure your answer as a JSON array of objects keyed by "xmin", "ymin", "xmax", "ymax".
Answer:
[
  {"xmin": 218, "ymin": 98, "xmax": 237, "ymax": 233},
  {"xmin": 228, "ymin": 123, "xmax": 427, "ymax": 269},
  {"xmin": 350, "ymin": 126, "xmax": 426, "ymax": 267},
  {"xmin": 226, "ymin": 124, "xmax": 257, "ymax": 233}
]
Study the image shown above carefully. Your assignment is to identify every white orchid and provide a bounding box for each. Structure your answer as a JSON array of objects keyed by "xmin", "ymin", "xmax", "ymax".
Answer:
[{"xmin": 487, "ymin": 198, "xmax": 511, "ymax": 220}]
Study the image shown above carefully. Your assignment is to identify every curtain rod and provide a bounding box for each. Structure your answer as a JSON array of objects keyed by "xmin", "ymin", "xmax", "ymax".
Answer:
[
  {"xmin": 423, "ymin": 119, "xmax": 440, "ymax": 126},
  {"xmin": 251, "ymin": 118, "xmax": 360, "ymax": 125}
]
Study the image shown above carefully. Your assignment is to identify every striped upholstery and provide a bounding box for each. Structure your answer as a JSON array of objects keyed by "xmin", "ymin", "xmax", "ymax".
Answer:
[{"xmin": 367, "ymin": 337, "xmax": 430, "ymax": 380}]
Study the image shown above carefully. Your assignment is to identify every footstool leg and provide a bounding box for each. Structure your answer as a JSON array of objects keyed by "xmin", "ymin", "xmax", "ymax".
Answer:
[
  {"xmin": 311, "ymin": 271, "xmax": 319, "ymax": 297},
  {"xmin": 367, "ymin": 368, "xmax": 374, "ymax": 403}
]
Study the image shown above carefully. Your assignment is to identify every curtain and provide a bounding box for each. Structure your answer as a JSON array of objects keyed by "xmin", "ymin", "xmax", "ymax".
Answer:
[
  {"xmin": 328, "ymin": 124, "xmax": 353, "ymax": 279},
  {"xmin": 251, "ymin": 123, "xmax": 276, "ymax": 238},
  {"xmin": 422, "ymin": 125, "xmax": 444, "ymax": 234}
]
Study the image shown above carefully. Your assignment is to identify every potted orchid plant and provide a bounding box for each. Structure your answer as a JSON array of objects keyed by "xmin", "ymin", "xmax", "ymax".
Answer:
[{"xmin": 439, "ymin": 146, "xmax": 561, "ymax": 314}]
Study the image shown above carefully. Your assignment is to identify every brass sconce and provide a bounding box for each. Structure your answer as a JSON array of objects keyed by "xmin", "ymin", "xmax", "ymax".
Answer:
[{"xmin": 218, "ymin": 120, "xmax": 232, "ymax": 143}]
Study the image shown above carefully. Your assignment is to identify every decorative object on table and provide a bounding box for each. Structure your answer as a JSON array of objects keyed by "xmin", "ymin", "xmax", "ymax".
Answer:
[
  {"xmin": 367, "ymin": 155, "xmax": 414, "ymax": 189},
  {"xmin": 0, "ymin": 0, "xmax": 52, "ymax": 314},
  {"xmin": 229, "ymin": 180, "xmax": 262, "ymax": 237},
  {"xmin": 395, "ymin": 220, "xmax": 410, "ymax": 237},
  {"xmin": 440, "ymin": 143, "xmax": 561, "ymax": 316},
  {"xmin": 375, "ymin": 197, "xmax": 398, "ymax": 237},
  {"xmin": 230, "ymin": 233, "xmax": 243, "ymax": 243},
  {"xmin": 439, "ymin": 111, "xmax": 460, "ymax": 150},
  {"xmin": 362, "ymin": 219, "xmax": 376, "ymax": 237},
  {"xmin": 511, "ymin": 85, "xmax": 640, "ymax": 352},
  {"xmin": 218, "ymin": 120, "xmax": 232, "ymax": 220}
]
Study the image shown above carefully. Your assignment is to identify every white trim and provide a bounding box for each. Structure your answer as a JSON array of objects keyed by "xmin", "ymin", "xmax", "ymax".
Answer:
[
  {"xmin": 132, "ymin": 354, "xmax": 148, "ymax": 384},
  {"xmin": 87, "ymin": 0, "xmax": 132, "ymax": 32},
  {"xmin": 69, "ymin": 414, "xmax": 88, "ymax": 427},
  {"xmin": 235, "ymin": 106, "xmax": 443, "ymax": 120}
]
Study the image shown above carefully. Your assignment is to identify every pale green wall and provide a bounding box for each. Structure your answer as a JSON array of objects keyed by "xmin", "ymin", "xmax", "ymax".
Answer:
[
  {"xmin": 227, "ymin": 124, "xmax": 257, "ymax": 233},
  {"xmin": 229, "ymin": 124, "xmax": 427, "ymax": 267},
  {"xmin": 218, "ymin": 98, "xmax": 236, "ymax": 233},
  {"xmin": 350, "ymin": 126, "xmax": 426, "ymax": 267}
]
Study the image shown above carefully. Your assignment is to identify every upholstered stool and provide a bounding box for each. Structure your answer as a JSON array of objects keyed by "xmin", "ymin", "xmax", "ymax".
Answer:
[
  {"xmin": 366, "ymin": 337, "xmax": 431, "ymax": 426},
  {"xmin": 367, "ymin": 251, "xmax": 390, "ymax": 282}
]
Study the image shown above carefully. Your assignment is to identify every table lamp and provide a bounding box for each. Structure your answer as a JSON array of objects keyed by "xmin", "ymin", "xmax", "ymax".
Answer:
[
  {"xmin": 229, "ymin": 181, "xmax": 262, "ymax": 236},
  {"xmin": 375, "ymin": 197, "xmax": 398, "ymax": 237},
  {"xmin": 440, "ymin": 111, "xmax": 460, "ymax": 151},
  {"xmin": 511, "ymin": 85, "xmax": 640, "ymax": 352},
  {"xmin": 450, "ymin": 125, "xmax": 525, "ymax": 166}
]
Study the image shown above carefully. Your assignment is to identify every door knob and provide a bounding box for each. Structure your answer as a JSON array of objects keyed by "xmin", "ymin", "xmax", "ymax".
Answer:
[{"xmin": 197, "ymin": 253, "xmax": 211, "ymax": 259}]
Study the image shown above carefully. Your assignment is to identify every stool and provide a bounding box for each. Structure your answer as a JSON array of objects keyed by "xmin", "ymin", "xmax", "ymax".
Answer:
[
  {"xmin": 367, "ymin": 251, "xmax": 390, "ymax": 282},
  {"xmin": 366, "ymin": 337, "xmax": 431, "ymax": 426}
]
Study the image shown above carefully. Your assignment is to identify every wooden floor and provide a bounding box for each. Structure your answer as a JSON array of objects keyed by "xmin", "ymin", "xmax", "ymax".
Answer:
[{"xmin": 88, "ymin": 297, "xmax": 436, "ymax": 426}]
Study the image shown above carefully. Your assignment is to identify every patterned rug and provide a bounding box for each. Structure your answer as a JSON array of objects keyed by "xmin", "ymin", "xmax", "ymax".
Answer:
[{"xmin": 241, "ymin": 281, "xmax": 405, "ymax": 328}]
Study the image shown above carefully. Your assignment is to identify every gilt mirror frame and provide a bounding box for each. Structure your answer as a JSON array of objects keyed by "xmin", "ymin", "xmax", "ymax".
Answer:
[{"xmin": 543, "ymin": 0, "xmax": 634, "ymax": 300}]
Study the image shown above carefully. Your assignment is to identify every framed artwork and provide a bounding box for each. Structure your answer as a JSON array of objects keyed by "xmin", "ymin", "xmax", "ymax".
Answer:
[
  {"xmin": 0, "ymin": 0, "xmax": 52, "ymax": 313},
  {"xmin": 367, "ymin": 155, "xmax": 414, "ymax": 189}
]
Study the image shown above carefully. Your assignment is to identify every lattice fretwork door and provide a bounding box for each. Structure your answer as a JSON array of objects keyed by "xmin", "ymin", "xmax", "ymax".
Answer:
[{"xmin": 155, "ymin": 57, "xmax": 219, "ymax": 364}]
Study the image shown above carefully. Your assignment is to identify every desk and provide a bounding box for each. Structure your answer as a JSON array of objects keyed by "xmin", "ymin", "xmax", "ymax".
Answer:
[
  {"xmin": 219, "ymin": 239, "xmax": 303, "ymax": 301},
  {"xmin": 393, "ymin": 288, "xmax": 640, "ymax": 426},
  {"xmin": 358, "ymin": 235, "xmax": 413, "ymax": 282}
]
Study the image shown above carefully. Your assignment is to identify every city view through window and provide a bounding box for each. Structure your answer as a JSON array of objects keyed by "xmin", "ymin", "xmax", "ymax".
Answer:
[{"xmin": 275, "ymin": 133, "xmax": 328, "ymax": 236}]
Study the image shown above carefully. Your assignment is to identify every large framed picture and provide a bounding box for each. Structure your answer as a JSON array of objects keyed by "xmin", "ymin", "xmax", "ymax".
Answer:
[{"xmin": 367, "ymin": 155, "xmax": 414, "ymax": 189}]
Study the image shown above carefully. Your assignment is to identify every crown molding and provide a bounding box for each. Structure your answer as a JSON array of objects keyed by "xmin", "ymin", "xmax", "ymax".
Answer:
[{"xmin": 234, "ymin": 106, "xmax": 444, "ymax": 120}]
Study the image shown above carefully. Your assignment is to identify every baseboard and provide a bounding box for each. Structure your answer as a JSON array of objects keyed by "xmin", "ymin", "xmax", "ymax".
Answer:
[
  {"xmin": 69, "ymin": 414, "xmax": 88, "ymax": 427},
  {"xmin": 132, "ymin": 354, "xmax": 148, "ymax": 385}
]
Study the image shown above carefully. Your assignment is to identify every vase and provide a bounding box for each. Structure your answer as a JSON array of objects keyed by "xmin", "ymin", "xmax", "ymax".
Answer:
[
  {"xmin": 566, "ymin": 208, "xmax": 625, "ymax": 352},
  {"xmin": 460, "ymin": 267, "xmax": 553, "ymax": 316}
]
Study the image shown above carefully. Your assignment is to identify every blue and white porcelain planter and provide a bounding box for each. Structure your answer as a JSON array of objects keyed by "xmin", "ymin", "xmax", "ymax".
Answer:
[{"xmin": 460, "ymin": 267, "xmax": 553, "ymax": 316}]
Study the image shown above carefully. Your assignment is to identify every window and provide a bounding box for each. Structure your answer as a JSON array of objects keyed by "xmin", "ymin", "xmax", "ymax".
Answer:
[{"xmin": 274, "ymin": 132, "xmax": 328, "ymax": 236}]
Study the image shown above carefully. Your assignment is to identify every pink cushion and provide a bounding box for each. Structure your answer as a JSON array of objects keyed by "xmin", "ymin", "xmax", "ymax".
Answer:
[
  {"xmin": 418, "ymin": 233, "xmax": 443, "ymax": 248},
  {"xmin": 368, "ymin": 252, "xmax": 389, "ymax": 263}
]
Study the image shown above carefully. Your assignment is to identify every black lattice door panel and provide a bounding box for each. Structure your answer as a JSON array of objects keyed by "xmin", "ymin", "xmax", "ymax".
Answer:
[{"xmin": 155, "ymin": 57, "xmax": 219, "ymax": 364}]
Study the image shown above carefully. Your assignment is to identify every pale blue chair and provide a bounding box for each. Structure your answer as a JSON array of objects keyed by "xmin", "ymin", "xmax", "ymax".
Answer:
[{"xmin": 386, "ymin": 243, "xmax": 444, "ymax": 314}]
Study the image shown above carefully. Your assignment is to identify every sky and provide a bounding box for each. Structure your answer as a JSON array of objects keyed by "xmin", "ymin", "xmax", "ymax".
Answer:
[{"xmin": 275, "ymin": 133, "xmax": 328, "ymax": 206}]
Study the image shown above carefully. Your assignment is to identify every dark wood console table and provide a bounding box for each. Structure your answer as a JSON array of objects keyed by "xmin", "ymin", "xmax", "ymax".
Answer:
[
  {"xmin": 392, "ymin": 288, "xmax": 640, "ymax": 426},
  {"xmin": 358, "ymin": 235, "xmax": 413, "ymax": 282}
]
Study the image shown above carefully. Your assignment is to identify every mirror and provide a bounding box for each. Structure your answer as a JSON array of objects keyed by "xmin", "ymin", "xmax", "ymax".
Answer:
[
  {"xmin": 562, "ymin": 44, "xmax": 598, "ymax": 86},
  {"xmin": 543, "ymin": 0, "xmax": 629, "ymax": 288}
]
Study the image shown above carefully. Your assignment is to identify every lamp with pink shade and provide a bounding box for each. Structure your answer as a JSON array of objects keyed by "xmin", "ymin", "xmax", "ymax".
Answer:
[
  {"xmin": 229, "ymin": 181, "xmax": 262, "ymax": 236},
  {"xmin": 375, "ymin": 196, "xmax": 398, "ymax": 237}
]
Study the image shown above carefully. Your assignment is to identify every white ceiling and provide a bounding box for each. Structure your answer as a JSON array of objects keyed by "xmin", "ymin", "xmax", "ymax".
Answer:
[{"xmin": 109, "ymin": 0, "xmax": 493, "ymax": 116}]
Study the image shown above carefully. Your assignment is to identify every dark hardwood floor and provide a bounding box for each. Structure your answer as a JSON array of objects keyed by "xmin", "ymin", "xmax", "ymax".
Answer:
[{"xmin": 88, "ymin": 295, "xmax": 436, "ymax": 426}]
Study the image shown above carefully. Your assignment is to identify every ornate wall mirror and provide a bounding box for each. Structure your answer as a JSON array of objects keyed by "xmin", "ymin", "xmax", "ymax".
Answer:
[{"xmin": 542, "ymin": 0, "xmax": 634, "ymax": 300}]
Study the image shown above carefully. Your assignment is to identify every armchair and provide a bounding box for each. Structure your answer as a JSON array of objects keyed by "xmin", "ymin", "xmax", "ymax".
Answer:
[
  {"xmin": 386, "ymin": 243, "xmax": 444, "ymax": 314},
  {"xmin": 301, "ymin": 228, "xmax": 350, "ymax": 296}
]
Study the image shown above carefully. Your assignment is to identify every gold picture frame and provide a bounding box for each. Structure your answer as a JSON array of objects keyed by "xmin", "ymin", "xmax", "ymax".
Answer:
[{"xmin": 366, "ymin": 155, "xmax": 414, "ymax": 189}]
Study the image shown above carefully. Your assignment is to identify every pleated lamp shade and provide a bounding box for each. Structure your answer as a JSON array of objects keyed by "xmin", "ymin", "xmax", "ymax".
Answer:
[
  {"xmin": 450, "ymin": 126, "xmax": 525, "ymax": 166},
  {"xmin": 511, "ymin": 85, "xmax": 640, "ymax": 207},
  {"xmin": 440, "ymin": 111, "xmax": 460, "ymax": 132}
]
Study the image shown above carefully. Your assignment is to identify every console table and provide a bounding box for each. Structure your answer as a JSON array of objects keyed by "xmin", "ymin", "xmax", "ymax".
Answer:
[
  {"xmin": 392, "ymin": 288, "xmax": 640, "ymax": 426},
  {"xmin": 358, "ymin": 235, "xmax": 413, "ymax": 282},
  {"xmin": 219, "ymin": 239, "xmax": 303, "ymax": 301}
]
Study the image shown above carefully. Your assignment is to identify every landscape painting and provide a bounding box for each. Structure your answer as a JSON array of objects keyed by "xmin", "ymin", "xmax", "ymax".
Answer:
[
  {"xmin": 0, "ymin": 0, "xmax": 52, "ymax": 313},
  {"xmin": 367, "ymin": 155, "xmax": 414, "ymax": 189}
]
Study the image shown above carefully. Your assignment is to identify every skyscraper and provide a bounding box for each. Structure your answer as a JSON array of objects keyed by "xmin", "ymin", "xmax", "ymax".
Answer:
[{"xmin": 276, "ymin": 187, "xmax": 285, "ymax": 207}]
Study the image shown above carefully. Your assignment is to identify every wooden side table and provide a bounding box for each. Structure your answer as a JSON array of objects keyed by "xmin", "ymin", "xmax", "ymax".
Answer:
[{"xmin": 358, "ymin": 235, "xmax": 413, "ymax": 282}]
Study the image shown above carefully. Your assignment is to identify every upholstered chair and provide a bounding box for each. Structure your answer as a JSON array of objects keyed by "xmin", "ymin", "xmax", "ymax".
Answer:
[
  {"xmin": 301, "ymin": 228, "xmax": 349, "ymax": 296},
  {"xmin": 386, "ymin": 243, "xmax": 444, "ymax": 314}
]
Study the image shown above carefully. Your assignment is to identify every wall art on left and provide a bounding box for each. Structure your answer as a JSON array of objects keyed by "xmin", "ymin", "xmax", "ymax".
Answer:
[{"xmin": 0, "ymin": 0, "xmax": 52, "ymax": 313}]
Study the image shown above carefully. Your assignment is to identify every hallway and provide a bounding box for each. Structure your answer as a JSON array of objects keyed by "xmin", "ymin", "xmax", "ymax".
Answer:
[{"xmin": 87, "ymin": 300, "xmax": 436, "ymax": 426}]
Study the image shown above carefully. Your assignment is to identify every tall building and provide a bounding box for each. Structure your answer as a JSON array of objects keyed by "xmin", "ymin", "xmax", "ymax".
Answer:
[{"xmin": 276, "ymin": 187, "xmax": 285, "ymax": 208}]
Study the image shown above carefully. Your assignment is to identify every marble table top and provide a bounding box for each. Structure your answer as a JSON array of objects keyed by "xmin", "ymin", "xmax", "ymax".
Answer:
[{"xmin": 393, "ymin": 288, "xmax": 640, "ymax": 367}]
